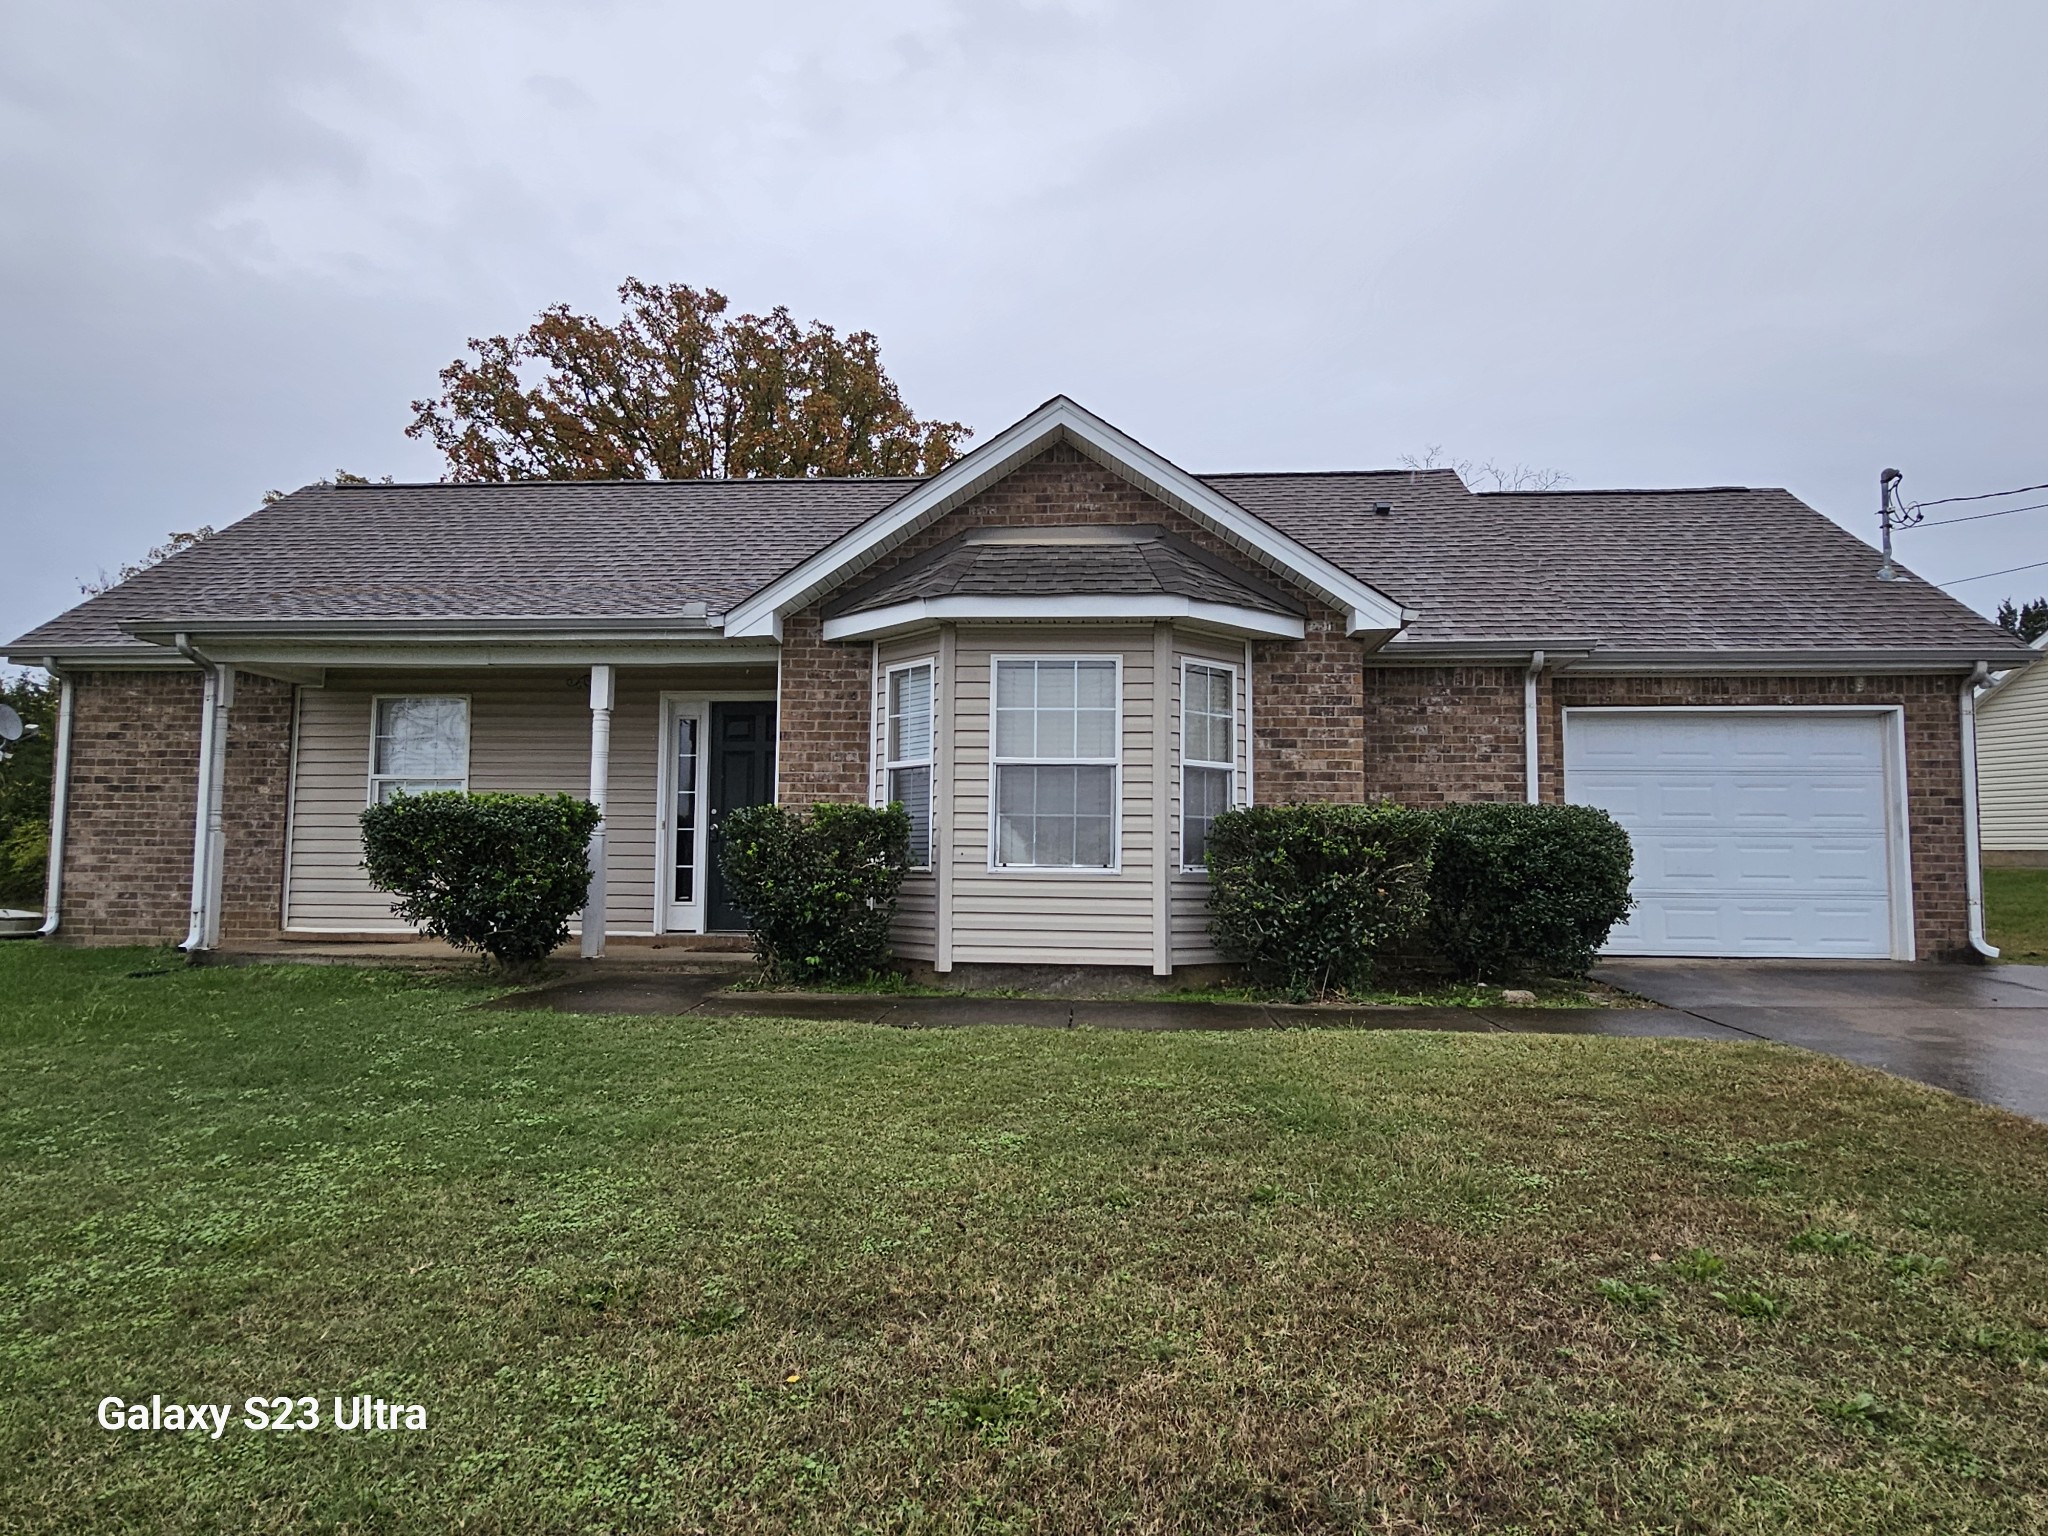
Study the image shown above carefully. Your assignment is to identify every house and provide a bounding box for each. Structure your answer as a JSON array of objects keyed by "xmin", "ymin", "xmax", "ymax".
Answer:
[
  {"xmin": 6, "ymin": 397, "xmax": 2034, "ymax": 972},
  {"xmin": 1974, "ymin": 631, "xmax": 2048, "ymax": 867}
]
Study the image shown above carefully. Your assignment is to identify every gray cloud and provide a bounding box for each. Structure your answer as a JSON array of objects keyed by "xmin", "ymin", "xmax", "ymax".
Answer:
[{"xmin": 5, "ymin": 0, "xmax": 2046, "ymax": 647}]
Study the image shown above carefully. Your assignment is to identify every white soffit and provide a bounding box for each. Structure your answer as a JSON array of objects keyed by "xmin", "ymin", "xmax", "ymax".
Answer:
[{"xmin": 720, "ymin": 395, "xmax": 1413, "ymax": 640}]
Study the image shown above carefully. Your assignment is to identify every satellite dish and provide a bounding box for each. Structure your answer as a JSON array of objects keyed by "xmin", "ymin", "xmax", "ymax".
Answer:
[{"xmin": 0, "ymin": 705, "xmax": 19, "ymax": 743}]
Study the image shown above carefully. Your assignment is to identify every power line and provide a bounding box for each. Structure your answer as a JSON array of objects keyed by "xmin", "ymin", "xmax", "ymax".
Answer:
[
  {"xmin": 1916, "ymin": 497, "xmax": 2048, "ymax": 528},
  {"xmin": 1941, "ymin": 556, "xmax": 2048, "ymax": 587},
  {"xmin": 1910, "ymin": 480, "xmax": 2048, "ymax": 511}
]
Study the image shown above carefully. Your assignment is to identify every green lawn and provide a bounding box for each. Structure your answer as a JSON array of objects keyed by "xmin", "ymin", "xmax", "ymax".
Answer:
[
  {"xmin": 1986, "ymin": 867, "xmax": 2048, "ymax": 963},
  {"xmin": 1, "ymin": 946, "xmax": 2045, "ymax": 1534}
]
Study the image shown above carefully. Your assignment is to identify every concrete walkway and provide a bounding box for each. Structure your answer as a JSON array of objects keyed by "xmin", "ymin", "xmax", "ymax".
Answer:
[
  {"xmin": 1595, "ymin": 959, "xmax": 2048, "ymax": 1121},
  {"xmin": 482, "ymin": 970, "xmax": 1722, "ymax": 1038}
]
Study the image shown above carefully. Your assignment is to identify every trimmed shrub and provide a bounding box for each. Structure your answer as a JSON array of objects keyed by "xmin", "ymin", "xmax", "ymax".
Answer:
[
  {"xmin": 1424, "ymin": 802, "xmax": 1634, "ymax": 980},
  {"xmin": 360, "ymin": 791, "xmax": 600, "ymax": 970},
  {"xmin": 718, "ymin": 802, "xmax": 911, "ymax": 983},
  {"xmin": 1204, "ymin": 802, "xmax": 1435, "ymax": 999}
]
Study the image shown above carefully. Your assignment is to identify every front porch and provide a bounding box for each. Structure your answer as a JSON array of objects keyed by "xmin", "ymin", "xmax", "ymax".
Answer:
[{"xmin": 270, "ymin": 658, "xmax": 781, "ymax": 951}]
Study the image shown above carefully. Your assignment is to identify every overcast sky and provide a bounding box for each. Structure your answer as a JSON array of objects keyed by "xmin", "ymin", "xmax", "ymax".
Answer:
[{"xmin": 5, "ymin": 0, "xmax": 2046, "ymax": 651}]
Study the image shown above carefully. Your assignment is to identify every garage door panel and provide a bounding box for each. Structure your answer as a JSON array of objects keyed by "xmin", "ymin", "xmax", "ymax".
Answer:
[{"xmin": 1565, "ymin": 711, "xmax": 1899, "ymax": 959}]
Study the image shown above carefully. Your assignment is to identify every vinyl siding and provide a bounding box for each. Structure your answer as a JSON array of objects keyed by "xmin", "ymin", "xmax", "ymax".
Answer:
[
  {"xmin": 284, "ymin": 665, "xmax": 770, "ymax": 933},
  {"xmin": 1979, "ymin": 658, "xmax": 2048, "ymax": 852}
]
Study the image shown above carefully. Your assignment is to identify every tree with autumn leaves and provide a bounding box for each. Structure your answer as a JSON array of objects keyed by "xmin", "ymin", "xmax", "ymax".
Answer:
[{"xmin": 407, "ymin": 279, "xmax": 969, "ymax": 482}]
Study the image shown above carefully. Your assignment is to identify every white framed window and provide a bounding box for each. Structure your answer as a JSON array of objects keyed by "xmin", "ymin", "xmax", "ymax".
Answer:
[
  {"xmin": 991, "ymin": 656, "xmax": 1120, "ymax": 870},
  {"xmin": 1181, "ymin": 660, "xmax": 1236, "ymax": 870},
  {"xmin": 885, "ymin": 660, "xmax": 935, "ymax": 868},
  {"xmin": 368, "ymin": 696, "xmax": 469, "ymax": 804}
]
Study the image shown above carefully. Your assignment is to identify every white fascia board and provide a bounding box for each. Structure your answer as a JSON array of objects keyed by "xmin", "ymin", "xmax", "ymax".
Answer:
[
  {"xmin": 723, "ymin": 395, "xmax": 1412, "ymax": 639},
  {"xmin": 821, "ymin": 595, "xmax": 1308, "ymax": 643},
  {"xmin": 166, "ymin": 638, "xmax": 782, "ymax": 669}
]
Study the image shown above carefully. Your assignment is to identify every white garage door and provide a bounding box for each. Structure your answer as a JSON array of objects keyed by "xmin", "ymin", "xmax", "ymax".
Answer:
[{"xmin": 1563, "ymin": 710, "xmax": 1902, "ymax": 959}]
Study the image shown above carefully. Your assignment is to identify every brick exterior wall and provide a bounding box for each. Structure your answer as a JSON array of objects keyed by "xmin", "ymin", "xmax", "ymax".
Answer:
[
  {"xmin": 55, "ymin": 668, "xmax": 293, "ymax": 945},
  {"xmin": 219, "ymin": 673, "xmax": 295, "ymax": 941},
  {"xmin": 1362, "ymin": 665, "xmax": 1526, "ymax": 803},
  {"xmin": 1359, "ymin": 665, "xmax": 1974, "ymax": 958},
  {"xmin": 57, "ymin": 670, "xmax": 201, "ymax": 943},
  {"xmin": 775, "ymin": 443, "xmax": 1372, "ymax": 804},
  {"xmin": 775, "ymin": 606, "xmax": 875, "ymax": 805},
  {"xmin": 1546, "ymin": 673, "xmax": 1972, "ymax": 961}
]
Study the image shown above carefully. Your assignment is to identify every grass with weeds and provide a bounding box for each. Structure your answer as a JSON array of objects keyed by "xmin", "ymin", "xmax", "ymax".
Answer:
[{"xmin": 1, "ymin": 943, "xmax": 2046, "ymax": 1533}]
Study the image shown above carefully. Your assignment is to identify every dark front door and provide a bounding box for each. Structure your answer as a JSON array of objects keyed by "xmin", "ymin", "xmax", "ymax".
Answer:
[{"xmin": 707, "ymin": 701, "xmax": 777, "ymax": 932}]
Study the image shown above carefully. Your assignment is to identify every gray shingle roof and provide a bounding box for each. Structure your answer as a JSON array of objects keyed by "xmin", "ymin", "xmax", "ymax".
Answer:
[
  {"xmin": 1208, "ymin": 471, "xmax": 2029, "ymax": 660},
  {"xmin": 8, "ymin": 466, "xmax": 2028, "ymax": 665},
  {"xmin": 9, "ymin": 478, "xmax": 917, "ymax": 653},
  {"xmin": 826, "ymin": 526, "xmax": 1303, "ymax": 618}
]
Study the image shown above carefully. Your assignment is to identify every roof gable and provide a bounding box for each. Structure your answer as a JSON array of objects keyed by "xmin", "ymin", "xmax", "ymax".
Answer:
[{"xmin": 719, "ymin": 396, "xmax": 1412, "ymax": 641}]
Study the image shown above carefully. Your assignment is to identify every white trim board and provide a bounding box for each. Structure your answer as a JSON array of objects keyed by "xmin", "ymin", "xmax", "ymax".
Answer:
[
  {"xmin": 724, "ymin": 396, "xmax": 1411, "ymax": 641},
  {"xmin": 823, "ymin": 593, "xmax": 1305, "ymax": 643}
]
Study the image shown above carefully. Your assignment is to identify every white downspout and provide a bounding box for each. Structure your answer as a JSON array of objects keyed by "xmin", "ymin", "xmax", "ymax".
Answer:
[
  {"xmin": 1524, "ymin": 650, "xmax": 1546, "ymax": 805},
  {"xmin": 1960, "ymin": 661, "xmax": 1999, "ymax": 959},
  {"xmin": 36, "ymin": 667, "xmax": 75, "ymax": 938},
  {"xmin": 581, "ymin": 664, "xmax": 614, "ymax": 960},
  {"xmin": 174, "ymin": 634, "xmax": 232, "ymax": 954}
]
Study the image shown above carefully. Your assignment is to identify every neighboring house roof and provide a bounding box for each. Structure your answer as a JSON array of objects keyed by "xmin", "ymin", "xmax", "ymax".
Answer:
[
  {"xmin": 1975, "ymin": 629, "xmax": 2048, "ymax": 706},
  {"xmin": 5, "ymin": 398, "xmax": 2030, "ymax": 668}
]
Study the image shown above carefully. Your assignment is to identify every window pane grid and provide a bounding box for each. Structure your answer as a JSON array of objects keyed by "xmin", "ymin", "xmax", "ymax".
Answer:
[
  {"xmin": 992, "ymin": 658, "xmax": 1119, "ymax": 869},
  {"xmin": 885, "ymin": 662, "xmax": 935, "ymax": 869},
  {"xmin": 1181, "ymin": 664, "xmax": 1235, "ymax": 869}
]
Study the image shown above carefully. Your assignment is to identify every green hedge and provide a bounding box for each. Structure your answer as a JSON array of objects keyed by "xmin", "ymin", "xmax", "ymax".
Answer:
[
  {"xmin": 360, "ymin": 791, "xmax": 600, "ymax": 970},
  {"xmin": 1204, "ymin": 800, "xmax": 1637, "ymax": 994},
  {"xmin": 1204, "ymin": 803, "xmax": 1436, "ymax": 999},
  {"xmin": 717, "ymin": 802, "xmax": 911, "ymax": 984},
  {"xmin": 1424, "ymin": 802, "xmax": 1635, "ymax": 980}
]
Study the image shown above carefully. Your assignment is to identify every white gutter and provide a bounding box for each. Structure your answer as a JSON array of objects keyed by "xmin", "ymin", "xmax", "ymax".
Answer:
[
  {"xmin": 1524, "ymin": 650, "xmax": 1545, "ymax": 804},
  {"xmin": 173, "ymin": 634, "xmax": 232, "ymax": 954},
  {"xmin": 36, "ymin": 668, "xmax": 75, "ymax": 938},
  {"xmin": 1960, "ymin": 661, "xmax": 1999, "ymax": 959}
]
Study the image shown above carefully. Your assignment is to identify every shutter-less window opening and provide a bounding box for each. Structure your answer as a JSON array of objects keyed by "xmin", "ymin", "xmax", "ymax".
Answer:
[
  {"xmin": 992, "ymin": 657, "xmax": 1120, "ymax": 869},
  {"xmin": 886, "ymin": 662, "xmax": 936, "ymax": 868},
  {"xmin": 369, "ymin": 697, "xmax": 469, "ymax": 804},
  {"xmin": 1181, "ymin": 662, "xmax": 1235, "ymax": 869}
]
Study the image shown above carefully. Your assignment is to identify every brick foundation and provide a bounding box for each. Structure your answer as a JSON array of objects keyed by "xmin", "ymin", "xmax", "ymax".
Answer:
[{"xmin": 55, "ymin": 668, "xmax": 293, "ymax": 945}]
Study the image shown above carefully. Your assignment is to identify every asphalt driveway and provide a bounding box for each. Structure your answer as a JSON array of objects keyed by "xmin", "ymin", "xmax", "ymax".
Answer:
[{"xmin": 1594, "ymin": 958, "xmax": 2048, "ymax": 1121}]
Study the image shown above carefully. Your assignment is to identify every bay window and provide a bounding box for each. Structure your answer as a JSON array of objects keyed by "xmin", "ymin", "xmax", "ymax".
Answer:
[{"xmin": 993, "ymin": 657, "xmax": 1119, "ymax": 869}]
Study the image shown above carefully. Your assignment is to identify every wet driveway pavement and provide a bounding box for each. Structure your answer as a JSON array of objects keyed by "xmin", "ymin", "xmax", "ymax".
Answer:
[{"xmin": 1594, "ymin": 959, "xmax": 2048, "ymax": 1121}]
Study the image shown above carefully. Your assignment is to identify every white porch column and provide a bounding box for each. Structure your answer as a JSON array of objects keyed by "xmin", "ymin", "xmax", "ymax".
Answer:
[
  {"xmin": 179, "ymin": 659, "xmax": 233, "ymax": 953},
  {"xmin": 582, "ymin": 664, "xmax": 615, "ymax": 959},
  {"xmin": 1152, "ymin": 622, "xmax": 1173, "ymax": 977}
]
